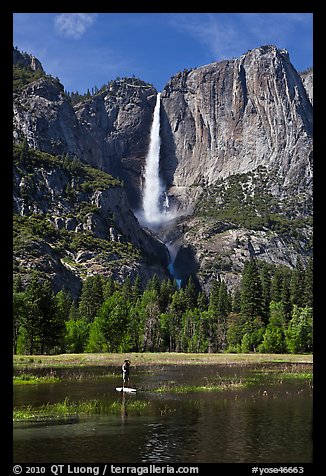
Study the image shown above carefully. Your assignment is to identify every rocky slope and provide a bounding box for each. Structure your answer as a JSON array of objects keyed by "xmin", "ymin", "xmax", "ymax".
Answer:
[
  {"xmin": 13, "ymin": 145, "xmax": 168, "ymax": 298},
  {"xmin": 155, "ymin": 46, "xmax": 313, "ymax": 290},
  {"xmin": 300, "ymin": 68, "xmax": 313, "ymax": 105},
  {"xmin": 160, "ymin": 46, "xmax": 312, "ymax": 210},
  {"xmin": 13, "ymin": 45, "xmax": 313, "ymax": 293},
  {"xmin": 13, "ymin": 55, "xmax": 156, "ymax": 208}
]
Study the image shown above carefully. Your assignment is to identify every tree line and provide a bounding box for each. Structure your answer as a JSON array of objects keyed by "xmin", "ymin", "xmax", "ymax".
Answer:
[{"xmin": 13, "ymin": 257, "xmax": 313, "ymax": 355}]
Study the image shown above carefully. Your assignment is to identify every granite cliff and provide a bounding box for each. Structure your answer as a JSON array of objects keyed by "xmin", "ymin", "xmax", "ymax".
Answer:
[
  {"xmin": 157, "ymin": 46, "xmax": 313, "ymax": 289},
  {"xmin": 13, "ymin": 45, "xmax": 313, "ymax": 294},
  {"xmin": 160, "ymin": 46, "xmax": 312, "ymax": 209},
  {"xmin": 13, "ymin": 62, "xmax": 156, "ymax": 208}
]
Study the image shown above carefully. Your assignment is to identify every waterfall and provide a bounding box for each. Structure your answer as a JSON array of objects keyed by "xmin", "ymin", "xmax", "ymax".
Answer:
[
  {"xmin": 142, "ymin": 92, "xmax": 164, "ymax": 225},
  {"xmin": 138, "ymin": 92, "xmax": 182, "ymax": 286}
]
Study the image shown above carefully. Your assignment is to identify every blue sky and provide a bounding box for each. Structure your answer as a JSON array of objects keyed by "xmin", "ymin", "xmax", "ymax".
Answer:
[{"xmin": 13, "ymin": 13, "xmax": 313, "ymax": 94}]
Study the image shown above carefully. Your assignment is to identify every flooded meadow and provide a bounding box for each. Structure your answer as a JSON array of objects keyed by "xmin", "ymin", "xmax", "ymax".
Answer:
[{"xmin": 13, "ymin": 354, "xmax": 313, "ymax": 463}]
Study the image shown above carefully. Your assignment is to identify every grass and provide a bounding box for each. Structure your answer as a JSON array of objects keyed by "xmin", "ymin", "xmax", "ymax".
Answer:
[
  {"xmin": 13, "ymin": 352, "xmax": 313, "ymax": 370},
  {"xmin": 13, "ymin": 373, "xmax": 61, "ymax": 385},
  {"xmin": 245, "ymin": 368, "xmax": 313, "ymax": 387},
  {"xmin": 13, "ymin": 354, "xmax": 313, "ymax": 422},
  {"xmin": 13, "ymin": 397, "xmax": 152, "ymax": 421},
  {"xmin": 155, "ymin": 382, "xmax": 244, "ymax": 393},
  {"xmin": 152, "ymin": 364, "xmax": 313, "ymax": 394}
]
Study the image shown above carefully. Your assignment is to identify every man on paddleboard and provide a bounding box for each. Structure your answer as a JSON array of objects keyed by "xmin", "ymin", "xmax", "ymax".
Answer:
[{"xmin": 122, "ymin": 359, "xmax": 130, "ymax": 387}]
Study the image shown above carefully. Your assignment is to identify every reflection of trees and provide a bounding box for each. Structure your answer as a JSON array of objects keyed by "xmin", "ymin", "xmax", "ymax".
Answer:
[{"xmin": 139, "ymin": 401, "xmax": 202, "ymax": 462}]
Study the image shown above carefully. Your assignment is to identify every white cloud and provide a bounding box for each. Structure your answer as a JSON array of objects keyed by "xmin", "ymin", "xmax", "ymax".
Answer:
[
  {"xmin": 54, "ymin": 13, "xmax": 97, "ymax": 39},
  {"xmin": 169, "ymin": 13, "xmax": 312, "ymax": 63},
  {"xmin": 169, "ymin": 14, "xmax": 246, "ymax": 62}
]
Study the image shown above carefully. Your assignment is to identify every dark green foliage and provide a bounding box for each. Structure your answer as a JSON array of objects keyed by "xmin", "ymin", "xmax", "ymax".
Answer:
[
  {"xmin": 285, "ymin": 306, "xmax": 313, "ymax": 353},
  {"xmin": 258, "ymin": 301, "xmax": 287, "ymax": 353},
  {"xmin": 303, "ymin": 258, "xmax": 313, "ymax": 307},
  {"xmin": 195, "ymin": 168, "xmax": 312, "ymax": 251},
  {"xmin": 78, "ymin": 276, "xmax": 104, "ymax": 323},
  {"xmin": 259, "ymin": 263, "xmax": 271, "ymax": 324},
  {"xmin": 184, "ymin": 275, "xmax": 199, "ymax": 310},
  {"xmin": 13, "ymin": 63, "xmax": 45, "ymax": 91},
  {"xmin": 240, "ymin": 258, "xmax": 263, "ymax": 325},
  {"xmin": 87, "ymin": 291, "xmax": 131, "ymax": 352},
  {"xmin": 65, "ymin": 76, "xmax": 152, "ymax": 105},
  {"xmin": 13, "ymin": 256, "xmax": 313, "ymax": 355},
  {"xmin": 14, "ymin": 275, "xmax": 65, "ymax": 354},
  {"xmin": 14, "ymin": 144, "xmax": 121, "ymax": 189}
]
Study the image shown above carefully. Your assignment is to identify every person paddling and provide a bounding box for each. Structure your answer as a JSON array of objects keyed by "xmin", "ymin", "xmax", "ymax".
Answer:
[{"xmin": 122, "ymin": 359, "xmax": 130, "ymax": 388}]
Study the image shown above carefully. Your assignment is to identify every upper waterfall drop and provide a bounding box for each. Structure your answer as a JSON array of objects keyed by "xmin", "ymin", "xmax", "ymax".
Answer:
[{"xmin": 142, "ymin": 92, "xmax": 164, "ymax": 225}]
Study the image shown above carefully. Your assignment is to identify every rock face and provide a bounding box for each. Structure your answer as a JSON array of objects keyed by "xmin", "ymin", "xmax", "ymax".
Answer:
[
  {"xmin": 13, "ymin": 48, "xmax": 44, "ymax": 73},
  {"xmin": 13, "ymin": 73, "xmax": 156, "ymax": 208},
  {"xmin": 300, "ymin": 68, "xmax": 313, "ymax": 105},
  {"xmin": 13, "ymin": 45, "xmax": 313, "ymax": 293},
  {"xmin": 160, "ymin": 45, "xmax": 313, "ymax": 210},
  {"xmin": 13, "ymin": 147, "xmax": 169, "ymax": 297},
  {"xmin": 13, "ymin": 77, "xmax": 91, "ymax": 159},
  {"xmin": 75, "ymin": 79, "xmax": 156, "ymax": 206}
]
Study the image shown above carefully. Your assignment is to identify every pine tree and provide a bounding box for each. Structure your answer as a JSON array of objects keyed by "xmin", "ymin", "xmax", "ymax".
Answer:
[
  {"xmin": 102, "ymin": 277, "xmax": 117, "ymax": 300},
  {"xmin": 240, "ymin": 258, "xmax": 263, "ymax": 325},
  {"xmin": 78, "ymin": 276, "xmax": 104, "ymax": 323},
  {"xmin": 216, "ymin": 281, "xmax": 231, "ymax": 351},
  {"xmin": 290, "ymin": 257, "xmax": 305, "ymax": 307},
  {"xmin": 270, "ymin": 267, "xmax": 284, "ymax": 302},
  {"xmin": 159, "ymin": 278, "xmax": 173, "ymax": 313},
  {"xmin": 132, "ymin": 275, "xmax": 142, "ymax": 302},
  {"xmin": 303, "ymin": 258, "xmax": 313, "ymax": 307},
  {"xmin": 168, "ymin": 289, "xmax": 188, "ymax": 351},
  {"xmin": 146, "ymin": 274, "xmax": 160, "ymax": 294},
  {"xmin": 239, "ymin": 259, "xmax": 265, "ymax": 351},
  {"xmin": 226, "ymin": 312, "xmax": 243, "ymax": 352},
  {"xmin": 232, "ymin": 288, "xmax": 241, "ymax": 313},
  {"xmin": 38, "ymin": 280, "xmax": 64, "ymax": 354},
  {"xmin": 281, "ymin": 272, "xmax": 292, "ymax": 321},
  {"xmin": 258, "ymin": 301, "xmax": 286, "ymax": 353},
  {"xmin": 208, "ymin": 280, "xmax": 220, "ymax": 314},
  {"xmin": 184, "ymin": 275, "xmax": 198, "ymax": 310},
  {"xmin": 55, "ymin": 289, "xmax": 72, "ymax": 323},
  {"xmin": 19, "ymin": 137, "xmax": 29, "ymax": 165},
  {"xmin": 121, "ymin": 276, "xmax": 133, "ymax": 302},
  {"xmin": 197, "ymin": 291, "xmax": 208, "ymax": 312},
  {"xmin": 260, "ymin": 263, "xmax": 271, "ymax": 324}
]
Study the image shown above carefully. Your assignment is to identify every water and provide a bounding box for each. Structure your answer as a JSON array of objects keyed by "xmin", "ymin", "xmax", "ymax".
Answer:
[
  {"xmin": 138, "ymin": 92, "xmax": 177, "ymax": 229},
  {"xmin": 13, "ymin": 363, "xmax": 312, "ymax": 463},
  {"xmin": 142, "ymin": 92, "xmax": 164, "ymax": 225}
]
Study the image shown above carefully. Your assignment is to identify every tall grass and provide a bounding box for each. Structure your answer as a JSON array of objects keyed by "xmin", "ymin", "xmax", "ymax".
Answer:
[
  {"xmin": 13, "ymin": 397, "xmax": 152, "ymax": 421},
  {"xmin": 13, "ymin": 374, "xmax": 60, "ymax": 385}
]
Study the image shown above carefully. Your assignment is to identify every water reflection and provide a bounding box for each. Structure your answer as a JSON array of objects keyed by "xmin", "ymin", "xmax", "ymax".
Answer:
[{"xmin": 13, "ymin": 363, "xmax": 312, "ymax": 463}]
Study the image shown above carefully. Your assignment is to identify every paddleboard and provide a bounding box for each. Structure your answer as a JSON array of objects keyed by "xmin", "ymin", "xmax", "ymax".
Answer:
[{"xmin": 116, "ymin": 387, "xmax": 137, "ymax": 393}]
